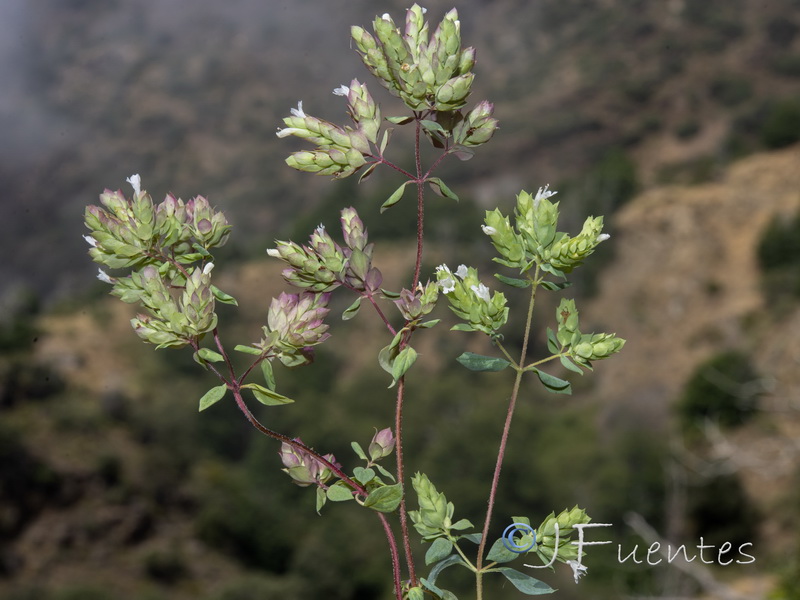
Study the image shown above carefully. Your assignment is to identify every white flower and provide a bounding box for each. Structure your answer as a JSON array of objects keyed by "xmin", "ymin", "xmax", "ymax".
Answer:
[
  {"xmin": 83, "ymin": 234, "xmax": 97, "ymax": 248},
  {"xmin": 597, "ymin": 233, "xmax": 610, "ymax": 242},
  {"xmin": 290, "ymin": 101, "xmax": 305, "ymax": 118},
  {"xmin": 202, "ymin": 262, "xmax": 215, "ymax": 275},
  {"xmin": 439, "ymin": 277, "xmax": 455, "ymax": 293},
  {"xmin": 275, "ymin": 127, "xmax": 304, "ymax": 138},
  {"xmin": 435, "ymin": 264, "xmax": 456, "ymax": 293},
  {"xmin": 566, "ymin": 560, "xmax": 587, "ymax": 584},
  {"xmin": 126, "ymin": 174, "xmax": 141, "ymax": 196},
  {"xmin": 481, "ymin": 225, "xmax": 497, "ymax": 235},
  {"xmin": 97, "ymin": 269, "xmax": 114, "ymax": 284},
  {"xmin": 533, "ymin": 184, "xmax": 556, "ymax": 208},
  {"xmin": 381, "ymin": 13, "xmax": 391, "ymax": 20},
  {"xmin": 470, "ymin": 283, "xmax": 491, "ymax": 302},
  {"xmin": 332, "ymin": 85, "xmax": 350, "ymax": 97},
  {"xmin": 455, "ymin": 264, "xmax": 469, "ymax": 279},
  {"xmin": 266, "ymin": 248, "xmax": 280, "ymax": 258}
]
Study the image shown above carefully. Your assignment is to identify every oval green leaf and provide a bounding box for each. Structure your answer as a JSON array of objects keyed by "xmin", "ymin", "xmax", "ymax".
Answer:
[
  {"xmin": 198, "ymin": 348, "xmax": 224, "ymax": 363},
  {"xmin": 456, "ymin": 352, "xmax": 511, "ymax": 372},
  {"xmin": 363, "ymin": 483, "xmax": 402, "ymax": 513},
  {"xmin": 494, "ymin": 568, "xmax": 555, "ymax": 595},
  {"xmin": 199, "ymin": 383, "xmax": 227, "ymax": 412},
  {"xmin": 326, "ymin": 481, "xmax": 355, "ymax": 502},
  {"xmin": 426, "ymin": 538, "xmax": 454, "ymax": 566},
  {"xmin": 530, "ymin": 368, "xmax": 572, "ymax": 395},
  {"xmin": 494, "ymin": 273, "xmax": 531, "ymax": 288}
]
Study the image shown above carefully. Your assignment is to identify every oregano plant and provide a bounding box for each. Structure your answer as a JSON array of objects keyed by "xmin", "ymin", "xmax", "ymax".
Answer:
[{"xmin": 83, "ymin": 5, "xmax": 624, "ymax": 599}]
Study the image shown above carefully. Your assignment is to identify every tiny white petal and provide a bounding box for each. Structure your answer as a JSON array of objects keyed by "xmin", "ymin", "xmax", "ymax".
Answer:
[
  {"xmin": 126, "ymin": 174, "xmax": 141, "ymax": 196},
  {"xmin": 97, "ymin": 269, "xmax": 114, "ymax": 284},
  {"xmin": 439, "ymin": 277, "xmax": 456, "ymax": 294},
  {"xmin": 455, "ymin": 264, "xmax": 469, "ymax": 279},
  {"xmin": 471, "ymin": 283, "xmax": 491, "ymax": 302},
  {"xmin": 290, "ymin": 100, "xmax": 305, "ymax": 118},
  {"xmin": 381, "ymin": 13, "xmax": 391, "ymax": 20},
  {"xmin": 203, "ymin": 262, "xmax": 215, "ymax": 275},
  {"xmin": 566, "ymin": 560, "xmax": 588, "ymax": 584},
  {"xmin": 83, "ymin": 234, "xmax": 98, "ymax": 247},
  {"xmin": 481, "ymin": 225, "xmax": 497, "ymax": 235},
  {"xmin": 266, "ymin": 248, "xmax": 281, "ymax": 258},
  {"xmin": 533, "ymin": 184, "xmax": 557, "ymax": 208},
  {"xmin": 276, "ymin": 127, "xmax": 304, "ymax": 138},
  {"xmin": 435, "ymin": 264, "xmax": 452, "ymax": 276},
  {"xmin": 332, "ymin": 85, "xmax": 350, "ymax": 96},
  {"xmin": 421, "ymin": 7, "xmax": 427, "ymax": 13},
  {"xmin": 597, "ymin": 233, "xmax": 611, "ymax": 242}
]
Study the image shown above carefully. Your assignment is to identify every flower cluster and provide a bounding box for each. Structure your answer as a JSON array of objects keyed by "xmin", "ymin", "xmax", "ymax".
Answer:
[
  {"xmin": 408, "ymin": 472, "xmax": 472, "ymax": 541},
  {"xmin": 435, "ymin": 264, "xmax": 508, "ymax": 336},
  {"xmin": 393, "ymin": 281, "xmax": 439, "ymax": 322},
  {"xmin": 253, "ymin": 292, "xmax": 332, "ymax": 367},
  {"xmin": 554, "ymin": 298, "xmax": 625, "ymax": 366},
  {"xmin": 531, "ymin": 506, "xmax": 591, "ymax": 565},
  {"xmin": 85, "ymin": 178, "xmax": 230, "ymax": 271},
  {"xmin": 84, "ymin": 176, "xmax": 230, "ymax": 347},
  {"xmin": 279, "ymin": 439, "xmax": 340, "ymax": 487},
  {"xmin": 483, "ymin": 186, "xmax": 610, "ymax": 277},
  {"xmin": 277, "ymin": 91, "xmax": 374, "ymax": 179},
  {"xmin": 125, "ymin": 263, "xmax": 217, "ymax": 348},
  {"xmin": 352, "ymin": 4, "xmax": 475, "ymax": 111},
  {"xmin": 268, "ymin": 207, "xmax": 382, "ymax": 295}
]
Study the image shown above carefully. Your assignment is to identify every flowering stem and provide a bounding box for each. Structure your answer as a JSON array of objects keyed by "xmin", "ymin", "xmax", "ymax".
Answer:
[
  {"xmin": 377, "ymin": 512, "xmax": 404, "ymax": 600},
  {"xmin": 474, "ymin": 274, "xmax": 540, "ymax": 599},
  {"xmin": 191, "ymin": 332, "xmax": 365, "ymax": 496},
  {"xmin": 199, "ymin": 334, "xmax": 405, "ymax": 599},
  {"xmin": 412, "ymin": 117, "xmax": 425, "ymax": 289},
  {"xmin": 373, "ymin": 156, "xmax": 415, "ymax": 180},
  {"xmin": 394, "ymin": 377, "xmax": 418, "ymax": 587}
]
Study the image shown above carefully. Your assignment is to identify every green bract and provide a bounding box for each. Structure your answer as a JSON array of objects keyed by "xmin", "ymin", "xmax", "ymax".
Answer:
[
  {"xmin": 483, "ymin": 186, "xmax": 610, "ymax": 277},
  {"xmin": 555, "ymin": 298, "xmax": 625, "ymax": 368},
  {"xmin": 435, "ymin": 264, "xmax": 508, "ymax": 336},
  {"xmin": 352, "ymin": 5, "xmax": 476, "ymax": 111}
]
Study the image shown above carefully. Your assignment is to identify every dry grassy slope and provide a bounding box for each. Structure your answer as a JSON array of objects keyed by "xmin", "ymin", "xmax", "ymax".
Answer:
[
  {"xmin": 583, "ymin": 145, "xmax": 800, "ymax": 538},
  {"xmin": 587, "ymin": 144, "xmax": 800, "ymax": 409}
]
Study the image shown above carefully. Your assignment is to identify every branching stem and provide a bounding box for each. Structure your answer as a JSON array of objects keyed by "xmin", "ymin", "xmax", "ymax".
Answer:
[{"xmin": 474, "ymin": 267, "xmax": 540, "ymax": 599}]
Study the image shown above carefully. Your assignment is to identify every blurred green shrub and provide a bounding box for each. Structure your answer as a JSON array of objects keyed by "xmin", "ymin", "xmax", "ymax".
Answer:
[
  {"xmin": 760, "ymin": 98, "xmax": 800, "ymax": 149},
  {"xmin": 709, "ymin": 75, "xmax": 752, "ymax": 107},
  {"xmin": 686, "ymin": 472, "xmax": 759, "ymax": 551},
  {"xmin": 770, "ymin": 54, "xmax": 800, "ymax": 78},
  {"xmin": 758, "ymin": 210, "xmax": 800, "ymax": 297},
  {"xmin": 674, "ymin": 119, "xmax": 701, "ymax": 140},
  {"xmin": 143, "ymin": 548, "xmax": 188, "ymax": 585},
  {"xmin": 677, "ymin": 351, "xmax": 760, "ymax": 430}
]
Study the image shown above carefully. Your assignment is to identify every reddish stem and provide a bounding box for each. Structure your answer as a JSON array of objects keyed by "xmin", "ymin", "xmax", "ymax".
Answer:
[
  {"xmin": 475, "ymin": 281, "xmax": 538, "ymax": 585},
  {"xmin": 395, "ymin": 377, "xmax": 418, "ymax": 586}
]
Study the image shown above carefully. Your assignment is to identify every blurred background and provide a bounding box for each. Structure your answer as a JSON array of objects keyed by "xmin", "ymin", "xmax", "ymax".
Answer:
[{"xmin": 1, "ymin": 0, "xmax": 800, "ymax": 598}]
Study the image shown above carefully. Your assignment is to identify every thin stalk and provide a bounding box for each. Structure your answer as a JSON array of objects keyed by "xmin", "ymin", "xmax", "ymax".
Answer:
[
  {"xmin": 395, "ymin": 377, "xmax": 418, "ymax": 586},
  {"xmin": 198, "ymin": 331, "xmax": 406, "ymax": 598},
  {"xmin": 412, "ymin": 118, "xmax": 424, "ymax": 289},
  {"xmin": 475, "ymin": 271, "xmax": 540, "ymax": 599},
  {"xmin": 393, "ymin": 115, "xmax": 427, "ymax": 587},
  {"xmin": 377, "ymin": 512, "xmax": 404, "ymax": 600}
]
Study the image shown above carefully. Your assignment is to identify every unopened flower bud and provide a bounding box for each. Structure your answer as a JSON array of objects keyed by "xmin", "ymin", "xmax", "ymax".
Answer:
[{"xmin": 368, "ymin": 427, "xmax": 395, "ymax": 461}]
